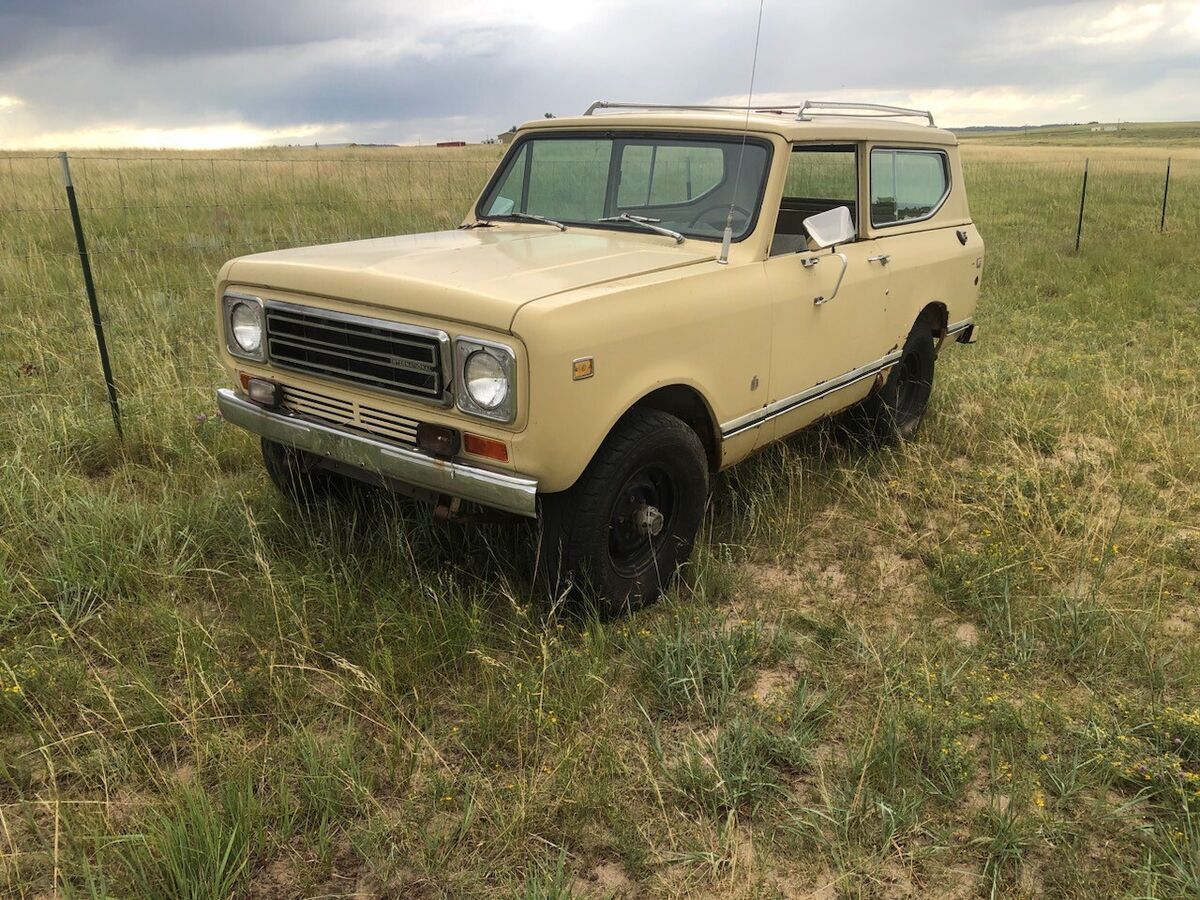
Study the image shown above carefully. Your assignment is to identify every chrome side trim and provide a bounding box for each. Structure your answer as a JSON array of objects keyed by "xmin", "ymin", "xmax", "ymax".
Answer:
[
  {"xmin": 217, "ymin": 389, "xmax": 538, "ymax": 518},
  {"xmin": 946, "ymin": 317, "xmax": 974, "ymax": 336},
  {"xmin": 720, "ymin": 350, "xmax": 903, "ymax": 439}
]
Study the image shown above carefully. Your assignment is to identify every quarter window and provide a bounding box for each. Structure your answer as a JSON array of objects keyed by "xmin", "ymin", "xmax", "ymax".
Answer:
[{"xmin": 870, "ymin": 149, "xmax": 949, "ymax": 226}]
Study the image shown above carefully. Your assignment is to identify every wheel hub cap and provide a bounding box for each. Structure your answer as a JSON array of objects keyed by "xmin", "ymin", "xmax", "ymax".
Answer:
[{"xmin": 634, "ymin": 503, "xmax": 665, "ymax": 537}]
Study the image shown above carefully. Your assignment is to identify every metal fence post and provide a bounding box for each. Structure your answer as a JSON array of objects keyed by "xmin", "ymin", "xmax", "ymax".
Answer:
[
  {"xmin": 59, "ymin": 152, "xmax": 123, "ymax": 439},
  {"xmin": 1074, "ymin": 157, "xmax": 1089, "ymax": 253},
  {"xmin": 1160, "ymin": 157, "xmax": 1171, "ymax": 233}
]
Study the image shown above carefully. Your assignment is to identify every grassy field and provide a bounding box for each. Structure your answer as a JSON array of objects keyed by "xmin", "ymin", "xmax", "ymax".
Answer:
[
  {"xmin": 956, "ymin": 120, "xmax": 1200, "ymax": 148},
  {"xmin": 0, "ymin": 135, "xmax": 1199, "ymax": 898}
]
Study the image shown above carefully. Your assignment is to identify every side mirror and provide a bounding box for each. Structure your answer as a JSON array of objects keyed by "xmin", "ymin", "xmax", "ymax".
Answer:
[{"xmin": 802, "ymin": 206, "xmax": 855, "ymax": 250}]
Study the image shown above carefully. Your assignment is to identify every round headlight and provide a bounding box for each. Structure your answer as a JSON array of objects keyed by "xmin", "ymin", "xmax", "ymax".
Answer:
[
  {"xmin": 464, "ymin": 350, "xmax": 508, "ymax": 410},
  {"xmin": 230, "ymin": 301, "xmax": 262, "ymax": 354}
]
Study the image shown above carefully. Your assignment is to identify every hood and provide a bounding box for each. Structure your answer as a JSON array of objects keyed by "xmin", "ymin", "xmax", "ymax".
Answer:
[{"xmin": 224, "ymin": 226, "xmax": 714, "ymax": 332}]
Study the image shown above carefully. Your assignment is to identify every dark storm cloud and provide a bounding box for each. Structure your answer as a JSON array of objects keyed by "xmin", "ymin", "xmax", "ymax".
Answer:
[
  {"xmin": 0, "ymin": 0, "xmax": 1197, "ymax": 147},
  {"xmin": 0, "ymin": 0, "xmax": 379, "ymax": 62}
]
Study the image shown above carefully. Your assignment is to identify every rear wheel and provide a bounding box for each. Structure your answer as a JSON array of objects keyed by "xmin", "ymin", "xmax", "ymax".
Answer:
[
  {"xmin": 261, "ymin": 438, "xmax": 356, "ymax": 505},
  {"xmin": 539, "ymin": 409, "xmax": 709, "ymax": 617},
  {"xmin": 846, "ymin": 314, "xmax": 937, "ymax": 444}
]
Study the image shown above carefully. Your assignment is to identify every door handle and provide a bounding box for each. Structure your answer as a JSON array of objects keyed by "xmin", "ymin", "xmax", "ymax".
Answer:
[{"xmin": 867, "ymin": 254, "xmax": 891, "ymax": 265}]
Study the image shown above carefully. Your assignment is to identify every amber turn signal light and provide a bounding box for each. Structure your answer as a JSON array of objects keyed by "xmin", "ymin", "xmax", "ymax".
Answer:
[{"xmin": 463, "ymin": 432, "xmax": 509, "ymax": 462}]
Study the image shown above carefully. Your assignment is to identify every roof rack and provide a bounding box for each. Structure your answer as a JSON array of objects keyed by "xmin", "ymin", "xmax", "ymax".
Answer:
[
  {"xmin": 582, "ymin": 99, "xmax": 936, "ymax": 127},
  {"xmin": 794, "ymin": 100, "xmax": 935, "ymax": 127},
  {"xmin": 584, "ymin": 101, "xmax": 805, "ymax": 116}
]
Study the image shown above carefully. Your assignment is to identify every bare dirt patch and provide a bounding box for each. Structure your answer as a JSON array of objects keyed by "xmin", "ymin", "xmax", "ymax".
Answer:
[
  {"xmin": 247, "ymin": 851, "xmax": 308, "ymax": 900},
  {"xmin": 1164, "ymin": 613, "xmax": 1196, "ymax": 637},
  {"xmin": 749, "ymin": 666, "xmax": 799, "ymax": 701},
  {"xmin": 741, "ymin": 560, "xmax": 845, "ymax": 613},
  {"xmin": 1048, "ymin": 434, "xmax": 1115, "ymax": 469},
  {"xmin": 575, "ymin": 860, "xmax": 641, "ymax": 898},
  {"xmin": 954, "ymin": 622, "xmax": 980, "ymax": 647}
]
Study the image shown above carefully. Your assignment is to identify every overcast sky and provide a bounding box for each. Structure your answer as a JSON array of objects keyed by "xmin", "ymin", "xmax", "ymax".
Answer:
[{"xmin": 0, "ymin": 0, "xmax": 1198, "ymax": 148}]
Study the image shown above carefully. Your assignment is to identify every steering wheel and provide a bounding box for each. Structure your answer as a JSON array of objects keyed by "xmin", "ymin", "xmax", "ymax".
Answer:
[{"xmin": 689, "ymin": 203, "xmax": 751, "ymax": 231}]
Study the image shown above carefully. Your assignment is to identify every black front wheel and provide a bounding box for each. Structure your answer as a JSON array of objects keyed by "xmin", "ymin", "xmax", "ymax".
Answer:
[
  {"xmin": 261, "ymin": 438, "xmax": 357, "ymax": 505},
  {"xmin": 538, "ymin": 409, "xmax": 710, "ymax": 617}
]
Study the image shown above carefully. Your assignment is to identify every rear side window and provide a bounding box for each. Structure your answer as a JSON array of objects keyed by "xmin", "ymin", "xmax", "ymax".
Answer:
[{"xmin": 870, "ymin": 149, "xmax": 949, "ymax": 226}]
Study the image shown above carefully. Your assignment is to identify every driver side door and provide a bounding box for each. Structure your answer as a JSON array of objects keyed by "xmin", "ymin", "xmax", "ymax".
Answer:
[{"xmin": 757, "ymin": 144, "xmax": 892, "ymax": 443}]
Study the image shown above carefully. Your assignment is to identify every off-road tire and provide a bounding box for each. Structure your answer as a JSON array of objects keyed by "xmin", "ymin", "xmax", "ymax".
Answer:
[
  {"xmin": 846, "ymin": 313, "xmax": 938, "ymax": 444},
  {"xmin": 538, "ymin": 409, "xmax": 709, "ymax": 617},
  {"xmin": 261, "ymin": 438, "xmax": 355, "ymax": 505}
]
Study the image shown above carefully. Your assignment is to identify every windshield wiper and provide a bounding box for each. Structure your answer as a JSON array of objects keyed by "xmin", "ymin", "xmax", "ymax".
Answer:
[
  {"xmin": 485, "ymin": 212, "xmax": 567, "ymax": 231},
  {"xmin": 596, "ymin": 213, "xmax": 684, "ymax": 244}
]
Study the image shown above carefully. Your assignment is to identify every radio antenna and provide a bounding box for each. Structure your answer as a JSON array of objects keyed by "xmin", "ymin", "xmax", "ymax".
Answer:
[{"xmin": 718, "ymin": 0, "xmax": 766, "ymax": 265}]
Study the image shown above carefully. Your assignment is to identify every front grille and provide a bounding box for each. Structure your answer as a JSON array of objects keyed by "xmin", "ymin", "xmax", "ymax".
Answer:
[
  {"xmin": 264, "ymin": 301, "xmax": 447, "ymax": 403},
  {"xmin": 279, "ymin": 382, "xmax": 420, "ymax": 446}
]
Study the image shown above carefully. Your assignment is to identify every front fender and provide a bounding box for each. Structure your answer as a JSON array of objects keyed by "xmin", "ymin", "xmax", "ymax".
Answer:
[{"xmin": 508, "ymin": 261, "xmax": 771, "ymax": 493}]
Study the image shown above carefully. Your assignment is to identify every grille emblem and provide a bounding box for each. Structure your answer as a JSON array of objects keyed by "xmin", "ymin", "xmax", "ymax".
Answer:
[{"xmin": 387, "ymin": 356, "xmax": 439, "ymax": 374}]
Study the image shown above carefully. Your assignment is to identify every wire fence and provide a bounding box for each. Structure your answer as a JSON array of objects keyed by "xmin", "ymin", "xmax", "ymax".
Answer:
[{"xmin": 1, "ymin": 148, "xmax": 1196, "ymax": 440}]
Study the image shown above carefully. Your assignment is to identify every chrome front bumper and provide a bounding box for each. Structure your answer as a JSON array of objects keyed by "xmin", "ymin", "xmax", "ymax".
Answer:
[{"xmin": 216, "ymin": 389, "xmax": 538, "ymax": 518}]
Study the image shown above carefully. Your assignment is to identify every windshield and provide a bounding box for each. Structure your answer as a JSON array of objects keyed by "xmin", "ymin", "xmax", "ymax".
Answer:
[{"xmin": 477, "ymin": 133, "xmax": 772, "ymax": 242}]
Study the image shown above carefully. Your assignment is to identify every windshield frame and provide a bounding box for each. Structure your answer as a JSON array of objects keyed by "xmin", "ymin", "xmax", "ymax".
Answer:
[{"xmin": 473, "ymin": 129, "xmax": 775, "ymax": 244}]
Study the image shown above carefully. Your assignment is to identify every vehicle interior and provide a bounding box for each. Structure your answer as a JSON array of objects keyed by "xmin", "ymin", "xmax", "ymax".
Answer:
[{"xmin": 770, "ymin": 144, "xmax": 859, "ymax": 255}]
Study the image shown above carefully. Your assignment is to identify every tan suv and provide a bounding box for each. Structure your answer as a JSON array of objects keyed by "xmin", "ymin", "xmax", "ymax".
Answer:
[{"xmin": 215, "ymin": 100, "xmax": 982, "ymax": 612}]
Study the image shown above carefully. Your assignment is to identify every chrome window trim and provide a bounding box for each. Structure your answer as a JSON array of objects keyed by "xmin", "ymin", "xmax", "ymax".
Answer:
[
  {"xmin": 223, "ymin": 291, "xmax": 267, "ymax": 362},
  {"xmin": 262, "ymin": 299, "xmax": 454, "ymax": 409},
  {"xmin": 868, "ymin": 147, "xmax": 952, "ymax": 229},
  {"xmin": 720, "ymin": 350, "xmax": 903, "ymax": 439},
  {"xmin": 455, "ymin": 336, "xmax": 518, "ymax": 424}
]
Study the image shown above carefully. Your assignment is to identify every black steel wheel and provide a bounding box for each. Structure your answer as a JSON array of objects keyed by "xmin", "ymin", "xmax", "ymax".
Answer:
[
  {"xmin": 539, "ymin": 408, "xmax": 709, "ymax": 617},
  {"xmin": 261, "ymin": 438, "xmax": 356, "ymax": 505},
  {"xmin": 844, "ymin": 313, "xmax": 937, "ymax": 444},
  {"xmin": 607, "ymin": 462, "xmax": 678, "ymax": 577}
]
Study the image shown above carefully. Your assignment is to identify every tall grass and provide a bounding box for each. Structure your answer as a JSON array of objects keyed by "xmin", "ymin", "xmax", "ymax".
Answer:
[{"xmin": 0, "ymin": 139, "xmax": 1198, "ymax": 896}]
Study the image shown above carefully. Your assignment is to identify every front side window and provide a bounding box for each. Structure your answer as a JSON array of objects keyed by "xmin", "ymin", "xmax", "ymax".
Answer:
[
  {"xmin": 870, "ymin": 149, "xmax": 949, "ymax": 226},
  {"xmin": 772, "ymin": 144, "xmax": 858, "ymax": 256},
  {"xmin": 479, "ymin": 133, "xmax": 772, "ymax": 242}
]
